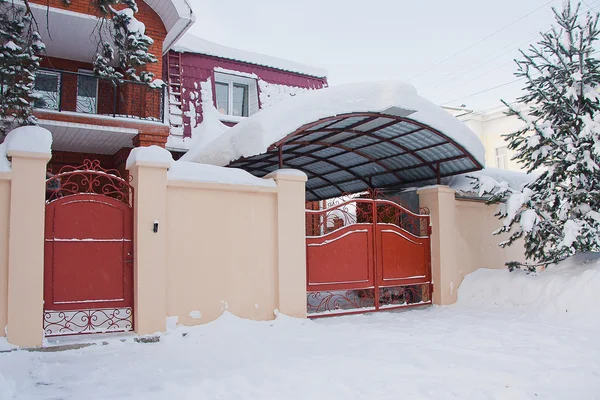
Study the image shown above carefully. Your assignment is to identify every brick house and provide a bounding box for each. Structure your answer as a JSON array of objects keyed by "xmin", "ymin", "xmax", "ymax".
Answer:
[
  {"xmin": 163, "ymin": 34, "xmax": 329, "ymax": 158},
  {"xmin": 24, "ymin": 0, "xmax": 195, "ymax": 176}
]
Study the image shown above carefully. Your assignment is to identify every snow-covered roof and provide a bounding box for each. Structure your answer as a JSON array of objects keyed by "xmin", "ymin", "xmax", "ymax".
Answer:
[
  {"xmin": 180, "ymin": 81, "xmax": 486, "ymax": 200},
  {"xmin": 182, "ymin": 81, "xmax": 485, "ymax": 167},
  {"xmin": 172, "ymin": 34, "xmax": 327, "ymax": 78}
]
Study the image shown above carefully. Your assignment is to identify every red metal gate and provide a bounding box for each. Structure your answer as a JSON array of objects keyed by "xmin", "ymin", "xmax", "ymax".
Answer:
[
  {"xmin": 306, "ymin": 197, "xmax": 432, "ymax": 316},
  {"xmin": 43, "ymin": 160, "xmax": 134, "ymax": 336}
]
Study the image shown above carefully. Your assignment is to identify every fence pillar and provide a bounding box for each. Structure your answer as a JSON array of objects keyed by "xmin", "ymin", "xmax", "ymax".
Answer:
[
  {"xmin": 267, "ymin": 170, "xmax": 308, "ymax": 318},
  {"xmin": 417, "ymin": 185, "xmax": 459, "ymax": 305},
  {"xmin": 7, "ymin": 149, "xmax": 51, "ymax": 347},
  {"xmin": 127, "ymin": 149, "xmax": 170, "ymax": 335}
]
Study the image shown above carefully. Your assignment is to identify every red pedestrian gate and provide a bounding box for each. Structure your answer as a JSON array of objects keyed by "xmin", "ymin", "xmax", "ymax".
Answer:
[
  {"xmin": 43, "ymin": 160, "xmax": 134, "ymax": 336},
  {"xmin": 306, "ymin": 198, "xmax": 432, "ymax": 316}
]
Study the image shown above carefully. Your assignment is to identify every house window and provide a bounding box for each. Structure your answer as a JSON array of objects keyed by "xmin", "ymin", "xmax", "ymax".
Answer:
[
  {"xmin": 214, "ymin": 80, "xmax": 249, "ymax": 117},
  {"xmin": 495, "ymin": 146, "xmax": 508, "ymax": 169},
  {"xmin": 76, "ymin": 69, "xmax": 98, "ymax": 114},
  {"xmin": 213, "ymin": 71, "xmax": 258, "ymax": 119},
  {"xmin": 33, "ymin": 70, "xmax": 61, "ymax": 111}
]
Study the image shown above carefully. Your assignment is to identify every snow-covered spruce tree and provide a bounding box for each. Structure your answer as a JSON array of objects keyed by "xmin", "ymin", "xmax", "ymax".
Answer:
[
  {"xmin": 476, "ymin": 2, "xmax": 600, "ymax": 272},
  {"xmin": 0, "ymin": 0, "xmax": 44, "ymax": 137},
  {"xmin": 91, "ymin": 0, "xmax": 157, "ymax": 83}
]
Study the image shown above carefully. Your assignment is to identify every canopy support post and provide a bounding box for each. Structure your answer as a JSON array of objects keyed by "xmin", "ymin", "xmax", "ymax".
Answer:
[
  {"xmin": 278, "ymin": 147, "xmax": 284, "ymax": 168},
  {"xmin": 436, "ymin": 162, "xmax": 441, "ymax": 184}
]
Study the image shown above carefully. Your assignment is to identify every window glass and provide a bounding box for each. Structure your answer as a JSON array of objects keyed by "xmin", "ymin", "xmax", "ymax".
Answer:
[
  {"xmin": 33, "ymin": 71, "xmax": 60, "ymax": 110},
  {"xmin": 215, "ymin": 82, "xmax": 229, "ymax": 115},
  {"xmin": 232, "ymin": 84, "xmax": 248, "ymax": 117},
  {"xmin": 77, "ymin": 72, "xmax": 98, "ymax": 114}
]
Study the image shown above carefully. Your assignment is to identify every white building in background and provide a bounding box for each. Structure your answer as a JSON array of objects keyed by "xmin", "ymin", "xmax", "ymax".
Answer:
[{"xmin": 444, "ymin": 105, "xmax": 528, "ymax": 172}]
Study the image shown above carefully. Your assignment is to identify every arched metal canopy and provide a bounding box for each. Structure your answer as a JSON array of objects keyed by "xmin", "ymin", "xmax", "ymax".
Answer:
[{"xmin": 228, "ymin": 112, "xmax": 484, "ymax": 201}]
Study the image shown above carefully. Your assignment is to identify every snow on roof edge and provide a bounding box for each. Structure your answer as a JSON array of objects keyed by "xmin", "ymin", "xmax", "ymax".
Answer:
[
  {"xmin": 180, "ymin": 81, "xmax": 486, "ymax": 169},
  {"xmin": 172, "ymin": 34, "xmax": 328, "ymax": 78},
  {"xmin": 446, "ymin": 167, "xmax": 538, "ymax": 197}
]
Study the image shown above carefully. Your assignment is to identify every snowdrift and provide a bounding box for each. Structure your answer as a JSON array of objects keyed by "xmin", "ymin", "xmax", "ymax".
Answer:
[{"xmin": 456, "ymin": 253, "xmax": 600, "ymax": 324}]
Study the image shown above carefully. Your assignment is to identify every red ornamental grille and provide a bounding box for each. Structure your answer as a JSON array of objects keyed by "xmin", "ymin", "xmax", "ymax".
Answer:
[
  {"xmin": 46, "ymin": 159, "xmax": 133, "ymax": 205},
  {"xmin": 306, "ymin": 193, "xmax": 432, "ymax": 316}
]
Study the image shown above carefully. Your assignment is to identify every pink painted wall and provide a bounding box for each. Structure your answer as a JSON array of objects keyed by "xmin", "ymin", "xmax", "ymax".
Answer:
[{"xmin": 169, "ymin": 51, "xmax": 328, "ymax": 137}]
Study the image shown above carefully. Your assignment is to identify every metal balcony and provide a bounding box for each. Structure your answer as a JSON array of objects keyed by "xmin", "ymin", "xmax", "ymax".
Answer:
[{"xmin": 27, "ymin": 68, "xmax": 165, "ymax": 123}]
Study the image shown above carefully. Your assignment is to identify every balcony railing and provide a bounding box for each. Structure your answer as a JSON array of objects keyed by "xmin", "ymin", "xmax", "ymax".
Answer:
[{"xmin": 4, "ymin": 68, "xmax": 165, "ymax": 123}]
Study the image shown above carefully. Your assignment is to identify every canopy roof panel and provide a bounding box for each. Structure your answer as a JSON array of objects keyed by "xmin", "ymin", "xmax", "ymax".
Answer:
[{"xmin": 229, "ymin": 112, "xmax": 483, "ymax": 201}]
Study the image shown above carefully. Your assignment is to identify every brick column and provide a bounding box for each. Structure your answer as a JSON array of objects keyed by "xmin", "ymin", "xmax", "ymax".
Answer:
[
  {"xmin": 7, "ymin": 150, "xmax": 51, "ymax": 347},
  {"xmin": 417, "ymin": 185, "xmax": 459, "ymax": 305},
  {"xmin": 127, "ymin": 149, "xmax": 171, "ymax": 335},
  {"xmin": 266, "ymin": 170, "xmax": 308, "ymax": 318}
]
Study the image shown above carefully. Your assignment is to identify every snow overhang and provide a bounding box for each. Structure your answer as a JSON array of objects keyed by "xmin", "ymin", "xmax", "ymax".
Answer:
[
  {"xmin": 181, "ymin": 81, "xmax": 486, "ymax": 201},
  {"xmin": 172, "ymin": 34, "xmax": 328, "ymax": 79}
]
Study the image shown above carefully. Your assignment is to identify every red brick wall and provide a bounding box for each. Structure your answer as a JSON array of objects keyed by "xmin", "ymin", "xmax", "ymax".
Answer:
[
  {"xmin": 30, "ymin": 0, "xmax": 166, "ymax": 78},
  {"xmin": 49, "ymin": 151, "xmax": 115, "ymax": 173},
  {"xmin": 176, "ymin": 52, "xmax": 329, "ymax": 138}
]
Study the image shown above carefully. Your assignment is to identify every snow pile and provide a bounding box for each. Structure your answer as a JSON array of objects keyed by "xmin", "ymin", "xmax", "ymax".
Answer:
[
  {"xmin": 0, "ymin": 142, "xmax": 9, "ymax": 172},
  {"xmin": 168, "ymin": 161, "xmax": 276, "ymax": 187},
  {"xmin": 172, "ymin": 34, "xmax": 327, "ymax": 78},
  {"xmin": 126, "ymin": 145, "xmax": 173, "ymax": 169},
  {"xmin": 447, "ymin": 167, "xmax": 537, "ymax": 196},
  {"xmin": 0, "ymin": 126, "xmax": 53, "ymax": 171},
  {"xmin": 180, "ymin": 81, "xmax": 485, "ymax": 167},
  {"xmin": 2, "ymin": 300, "xmax": 600, "ymax": 398},
  {"xmin": 457, "ymin": 252, "xmax": 600, "ymax": 324},
  {"xmin": 258, "ymin": 80, "xmax": 316, "ymax": 109},
  {"xmin": 167, "ymin": 78, "xmax": 229, "ymax": 152},
  {"xmin": 4, "ymin": 126, "xmax": 52, "ymax": 155},
  {"xmin": 214, "ymin": 67, "xmax": 257, "ymax": 79}
]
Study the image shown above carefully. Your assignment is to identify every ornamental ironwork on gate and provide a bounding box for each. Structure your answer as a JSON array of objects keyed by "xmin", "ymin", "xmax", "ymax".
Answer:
[
  {"xmin": 44, "ymin": 160, "xmax": 134, "ymax": 336},
  {"xmin": 305, "ymin": 194, "xmax": 432, "ymax": 316}
]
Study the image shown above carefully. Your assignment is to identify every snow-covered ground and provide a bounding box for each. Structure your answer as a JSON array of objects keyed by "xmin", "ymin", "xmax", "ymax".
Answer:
[{"xmin": 2, "ymin": 255, "xmax": 599, "ymax": 399}]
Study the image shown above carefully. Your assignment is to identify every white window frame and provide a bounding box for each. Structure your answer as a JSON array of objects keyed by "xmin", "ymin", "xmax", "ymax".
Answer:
[
  {"xmin": 495, "ymin": 146, "xmax": 508, "ymax": 169},
  {"xmin": 213, "ymin": 71, "xmax": 258, "ymax": 120}
]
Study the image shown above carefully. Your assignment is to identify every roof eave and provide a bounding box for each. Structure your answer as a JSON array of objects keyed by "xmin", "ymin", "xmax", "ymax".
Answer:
[{"xmin": 160, "ymin": 1, "xmax": 196, "ymax": 55}]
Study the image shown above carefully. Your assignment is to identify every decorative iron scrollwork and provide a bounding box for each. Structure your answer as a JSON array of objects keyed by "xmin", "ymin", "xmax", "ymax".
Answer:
[
  {"xmin": 44, "ymin": 308, "xmax": 133, "ymax": 336},
  {"xmin": 46, "ymin": 159, "xmax": 133, "ymax": 205},
  {"xmin": 307, "ymin": 284, "xmax": 431, "ymax": 315},
  {"xmin": 307, "ymin": 289, "xmax": 376, "ymax": 314},
  {"xmin": 306, "ymin": 194, "xmax": 430, "ymax": 237}
]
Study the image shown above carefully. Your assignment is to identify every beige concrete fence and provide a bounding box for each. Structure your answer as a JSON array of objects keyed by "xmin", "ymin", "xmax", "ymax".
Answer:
[
  {"xmin": 418, "ymin": 186, "xmax": 526, "ymax": 305},
  {"xmin": 0, "ymin": 139, "xmax": 526, "ymax": 347},
  {"xmin": 0, "ymin": 142, "xmax": 307, "ymax": 347},
  {"xmin": 128, "ymin": 150, "xmax": 308, "ymax": 335}
]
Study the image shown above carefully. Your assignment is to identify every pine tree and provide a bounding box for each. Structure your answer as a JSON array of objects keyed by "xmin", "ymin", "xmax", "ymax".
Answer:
[
  {"xmin": 92, "ymin": 0, "xmax": 157, "ymax": 83},
  {"xmin": 0, "ymin": 0, "xmax": 44, "ymax": 137},
  {"xmin": 477, "ymin": 2, "xmax": 600, "ymax": 272}
]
